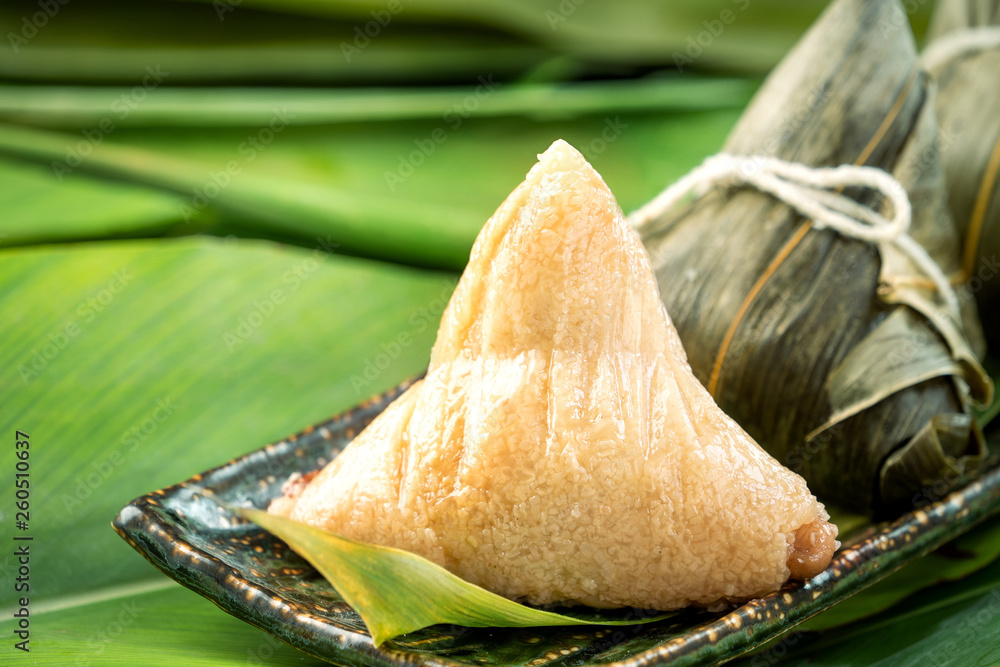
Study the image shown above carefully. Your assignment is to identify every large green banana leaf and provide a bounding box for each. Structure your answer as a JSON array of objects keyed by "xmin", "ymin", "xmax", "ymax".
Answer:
[
  {"xmin": 0, "ymin": 104, "xmax": 743, "ymax": 269},
  {"xmin": 0, "ymin": 1, "xmax": 547, "ymax": 84},
  {"xmin": 3, "ymin": 200, "xmax": 1000, "ymax": 667},
  {"xmin": 0, "ymin": 79, "xmax": 756, "ymax": 127},
  {"xmin": 3, "ymin": 234, "xmax": 999, "ymax": 666},
  {"xmin": 733, "ymin": 551, "xmax": 1000, "ymax": 666},
  {"xmin": 0, "ymin": 0, "xmax": 890, "ymax": 82},
  {"xmin": 0, "ymin": 155, "xmax": 188, "ymax": 245},
  {"xmin": 2, "ymin": 0, "xmax": 998, "ymax": 663},
  {"xmin": 6, "ymin": 583, "xmax": 324, "ymax": 666},
  {"xmin": 0, "ymin": 238, "xmax": 455, "ymax": 662}
]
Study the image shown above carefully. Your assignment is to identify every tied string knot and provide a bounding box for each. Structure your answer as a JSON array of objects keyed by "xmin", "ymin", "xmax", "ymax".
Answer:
[{"xmin": 628, "ymin": 153, "xmax": 959, "ymax": 316}]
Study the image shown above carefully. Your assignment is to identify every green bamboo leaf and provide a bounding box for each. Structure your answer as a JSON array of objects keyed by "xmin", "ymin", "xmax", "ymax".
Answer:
[
  {"xmin": 0, "ymin": 237, "xmax": 454, "ymax": 602},
  {"xmin": 799, "ymin": 511, "xmax": 1000, "ymax": 631},
  {"xmin": 0, "ymin": 107, "xmax": 738, "ymax": 267},
  {"xmin": 0, "ymin": 155, "xmax": 194, "ymax": 245},
  {"xmin": 0, "ymin": 582, "xmax": 321, "ymax": 666},
  {"xmin": 733, "ymin": 553, "xmax": 1000, "ymax": 666},
  {"xmin": 237, "ymin": 507, "xmax": 671, "ymax": 646},
  {"xmin": 0, "ymin": 78, "xmax": 755, "ymax": 128},
  {"xmin": 0, "ymin": 42, "xmax": 545, "ymax": 85},
  {"xmin": 0, "ymin": 2, "xmax": 546, "ymax": 84},
  {"xmin": 1, "ymin": 0, "xmax": 928, "ymax": 87},
  {"xmin": 173, "ymin": 0, "xmax": 851, "ymax": 73},
  {"xmin": 0, "ymin": 0, "xmax": 819, "ymax": 86},
  {"xmin": 0, "ymin": 121, "xmax": 477, "ymax": 268}
]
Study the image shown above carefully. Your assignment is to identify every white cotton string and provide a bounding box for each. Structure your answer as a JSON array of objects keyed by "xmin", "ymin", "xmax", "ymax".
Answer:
[
  {"xmin": 627, "ymin": 153, "xmax": 960, "ymax": 315},
  {"xmin": 922, "ymin": 26, "xmax": 1000, "ymax": 72}
]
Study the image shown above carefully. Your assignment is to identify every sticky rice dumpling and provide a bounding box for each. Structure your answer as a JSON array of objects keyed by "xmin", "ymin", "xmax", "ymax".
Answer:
[
  {"xmin": 270, "ymin": 140, "xmax": 837, "ymax": 611},
  {"xmin": 924, "ymin": 0, "xmax": 1000, "ymax": 345},
  {"xmin": 636, "ymin": 0, "xmax": 992, "ymax": 513}
]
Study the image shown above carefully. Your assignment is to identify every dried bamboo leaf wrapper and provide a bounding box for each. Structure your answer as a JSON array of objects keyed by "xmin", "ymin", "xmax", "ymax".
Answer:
[
  {"xmin": 638, "ymin": 0, "xmax": 990, "ymax": 512},
  {"xmin": 927, "ymin": 0, "xmax": 1000, "ymax": 37},
  {"xmin": 925, "ymin": 0, "xmax": 1000, "ymax": 346}
]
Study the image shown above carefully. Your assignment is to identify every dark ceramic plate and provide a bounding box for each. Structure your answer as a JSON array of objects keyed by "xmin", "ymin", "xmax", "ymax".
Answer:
[{"xmin": 114, "ymin": 377, "xmax": 1000, "ymax": 667}]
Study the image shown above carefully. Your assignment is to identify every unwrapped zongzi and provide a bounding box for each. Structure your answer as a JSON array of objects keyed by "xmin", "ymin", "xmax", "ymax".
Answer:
[{"xmin": 271, "ymin": 140, "xmax": 838, "ymax": 611}]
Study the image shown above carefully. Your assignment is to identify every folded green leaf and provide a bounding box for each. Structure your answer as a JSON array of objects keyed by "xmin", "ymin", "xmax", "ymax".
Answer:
[
  {"xmin": 0, "ymin": 155, "xmax": 191, "ymax": 245},
  {"xmin": 0, "ymin": 79, "xmax": 755, "ymax": 128},
  {"xmin": 237, "ymin": 507, "xmax": 671, "ymax": 645},
  {"xmin": 0, "ymin": 107, "xmax": 738, "ymax": 269}
]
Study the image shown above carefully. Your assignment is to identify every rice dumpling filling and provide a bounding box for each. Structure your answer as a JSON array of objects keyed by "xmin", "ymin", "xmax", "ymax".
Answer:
[{"xmin": 270, "ymin": 140, "xmax": 837, "ymax": 610}]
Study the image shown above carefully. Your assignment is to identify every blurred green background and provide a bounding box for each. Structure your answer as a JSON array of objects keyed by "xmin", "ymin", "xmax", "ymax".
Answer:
[{"xmin": 1, "ymin": 0, "xmax": 999, "ymax": 665}]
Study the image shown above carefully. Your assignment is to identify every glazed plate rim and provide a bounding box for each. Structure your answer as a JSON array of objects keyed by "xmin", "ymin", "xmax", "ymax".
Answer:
[{"xmin": 113, "ymin": 377, "xmax": 1000, "ymax": 667}]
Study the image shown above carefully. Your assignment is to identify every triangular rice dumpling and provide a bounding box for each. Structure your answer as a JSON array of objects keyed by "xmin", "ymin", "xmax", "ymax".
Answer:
[
  {"xmin": 925, "ymin": 0, "xmax": 1000, "ymax": 346},
  {"xmin": 637, "ymin": 0, "xmax": 991, "ymax": 513},
  {"xmin": 271, "ymin": 140, "xmax": 837, "ymax": 611}
]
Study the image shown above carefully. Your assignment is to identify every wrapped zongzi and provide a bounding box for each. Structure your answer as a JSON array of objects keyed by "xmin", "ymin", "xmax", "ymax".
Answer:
[
  {"xmin": 924, "ymin": 0, "xmax": 1000, "ymax": 346},
  {"xmin": 636, "ymin": 0, "xmax": 992, "ymax": 513}
]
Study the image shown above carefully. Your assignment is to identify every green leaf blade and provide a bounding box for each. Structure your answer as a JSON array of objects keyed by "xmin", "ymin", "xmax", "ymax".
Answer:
[
  {"xmin": 0, "ymin": 237, "xmax": 454, "ymax": 603},
  {"xmin": 237, "ymin": 507, "xmax": 670, "ymax": 645}
]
